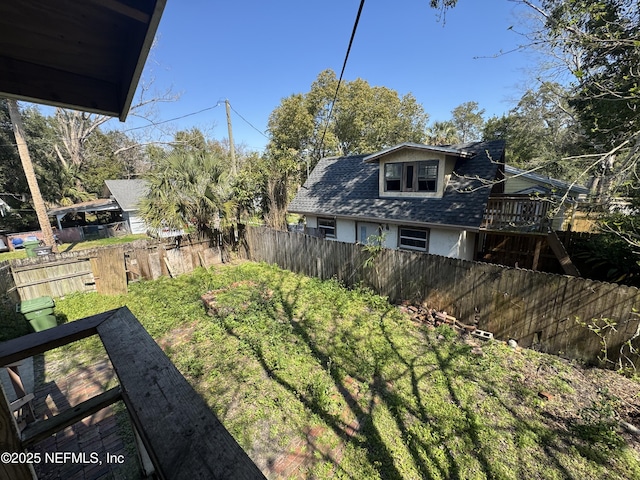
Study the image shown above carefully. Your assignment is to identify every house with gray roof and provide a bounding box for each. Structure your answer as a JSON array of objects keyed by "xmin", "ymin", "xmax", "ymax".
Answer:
[
  {"xmin": 502, "ymin": 165, "xmax": 591, "ymax": 232},
  {"xmin": 503, "ymin": 165, "xmax": 590, "ymax": 198},
  {"xmin": 288, "ymin": 140, "xmax": 506, "ymax": 261},
  {"xmin": 103, "ymin": 179, "xmax": 149, "ymax": 235}
]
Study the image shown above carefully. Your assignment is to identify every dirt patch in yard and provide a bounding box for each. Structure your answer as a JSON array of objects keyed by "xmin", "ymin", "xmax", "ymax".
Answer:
[{"xmin": 157, "ymin": 322, "xmax": 198, "ymax": 351}]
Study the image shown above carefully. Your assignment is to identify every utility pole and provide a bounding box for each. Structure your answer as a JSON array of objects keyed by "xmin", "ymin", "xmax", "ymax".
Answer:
[
  {"xmin": 225, "ymin": 99, "xmax": 236, "ymax": 175},
  {"xmin": 7, "ymin": 99, "xmax": 58, "ymax": 252}
]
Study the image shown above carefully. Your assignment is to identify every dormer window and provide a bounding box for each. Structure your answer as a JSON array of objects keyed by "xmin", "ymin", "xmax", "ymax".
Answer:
[
  {"xmin": 384, "ymin": 160, "xmax": 438, "ymax": 192},
  {"xmin": 384, "ymin": 163, "xmax": 402, "ymax": 191}
]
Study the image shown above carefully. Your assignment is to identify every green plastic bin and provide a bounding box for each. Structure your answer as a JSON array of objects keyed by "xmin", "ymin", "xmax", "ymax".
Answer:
[
  {"xmin": 17, "ymin": 296, "xmax": 57, "ymax": 332},
  {"xmin": 24, "ymin": 239, "xmax": 40, "ymax": 258}
]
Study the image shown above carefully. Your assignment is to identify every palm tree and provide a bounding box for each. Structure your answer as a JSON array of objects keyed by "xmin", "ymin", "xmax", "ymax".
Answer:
[
  {"xmin": 141, "ymin": 151, "xmax": 236, "ymax": 237},
  {"xmin": 426, "ymin": 120, "xmax": 460, "ymax": 145}
]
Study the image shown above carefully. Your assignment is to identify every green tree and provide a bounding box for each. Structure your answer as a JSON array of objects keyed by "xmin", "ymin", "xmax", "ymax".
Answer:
[
  {"xmin": 516, "ymin": 1, "xmax": 640, "ymax": 188},
  {"xmin": 50, "ymin": 109, "xmax": 110, "ymax": 196},
  {"xmin": 483, "ymin": 82, "xmax": 586, "ymax": 179},
  {"xmin": 231, "ymin": 151, "xmax": 266, "ymax": 221},
  {"xmin": 81, "ymin": 130, "xmax": 130, "ymax": 195},
  {"xmin": 510, "ymin": 0, "xmax": 640, "ymax": 249},
  {"xmin": 426, "ymin": 120, "xmax": 460, "ymax": 145},
  {"xmin": 333, "ymin": 76, "xmax": 428, "ymax": 155},
  {"xmin": 141, "ymin": 151, "xmax": 235, "ymax": 236},
  {"xmin": 0, "ymin": 101, "xmax": 42, "ymax": 230},
  {"xmin": 0, "ymin": 101, "xmax": 33, "ymax": 200},
  {"xmin": 451, "ymin": 101, "xmax": 485, "ymax": 142},
  {"xmin": 533, "ymin": 0, "xmax": 640, "ymax": 146},
  {"xmin": 264, "ymin": 70, "xmax": 428, "ymax": 228},
  {"xmin": 233, "ymin": 147, "xmax": 299, "ymax": 231},
  {"xmin": 0, "ymin": 102, "xmax": 87, "ymax": 210},
  {"xmin": 46, "ymin": 76, "xmax": 178, "ymax": 204},
  {"xmin": 172, "ymin": 128, "xmax": 210, "ymax": 156},
  {"xmin": 268, "ymin": 69, "xmax": 428, "ymax": 166},
  {"xmin": 266, "ymin": 94, "xmax": 315, "ymax": 154}
]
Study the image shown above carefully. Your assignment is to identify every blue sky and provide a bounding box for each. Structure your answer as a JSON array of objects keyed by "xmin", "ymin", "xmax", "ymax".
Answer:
[{"xmin": 114, "ymin": 0, "xmax": 537, "ymax": 152}]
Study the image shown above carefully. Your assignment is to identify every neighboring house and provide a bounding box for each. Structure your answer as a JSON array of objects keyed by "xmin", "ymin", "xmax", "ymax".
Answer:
[
  {"xmin": 103, "ymin": 179, "xmax": 184, "ymax": 238},
  {"xmin": 288, "ymin": 140, "xmax": 506, "ymax": 261},
  {"xmin": 48, "ymin": 179, "xmax": 181, "ymax": 239},
  {"xmin": 289, "ymin": 140, "xmax": 587, "ymax": 274},
  {"xmin": 502, "ymin": 165, "xmax": 591, "ymax": 232},
  {"xmin": 103, "ymin": 179, "xmax": 149, "ymax": 235},
  {"xmin": 503, "ymin": 165, "xmax": 589, "ymax": 198}
]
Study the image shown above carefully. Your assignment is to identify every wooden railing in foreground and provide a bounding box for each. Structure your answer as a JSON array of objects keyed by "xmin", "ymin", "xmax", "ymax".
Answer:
[{"xmin": 0, "ymin": 307, "xmax": 266, "ymax": 480}]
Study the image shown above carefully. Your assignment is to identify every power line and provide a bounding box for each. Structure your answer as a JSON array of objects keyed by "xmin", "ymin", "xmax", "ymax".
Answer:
[
  {"xmin": 1, "ymin": 102, "xmax": 226, "ymax": 148},
  {"xmin": 119, "ymin": 102, "xmax": 224, "ymax": 133},
  {"xmin": 228, "ymin": 102, "xmax": 269, "ymax": 139},
  {"xmin": 2, "ymin": 100, "xmax": 269, "ymax": 150},
  {"xmin": 316, "ymin": 0, "xmax": 366, "ymax": 159}
]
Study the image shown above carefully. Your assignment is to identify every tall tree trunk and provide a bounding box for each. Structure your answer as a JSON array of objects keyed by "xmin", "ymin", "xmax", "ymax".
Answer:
[{"xmin": 7, "ymin": 99, "xmax": 58, "ymax": 252}]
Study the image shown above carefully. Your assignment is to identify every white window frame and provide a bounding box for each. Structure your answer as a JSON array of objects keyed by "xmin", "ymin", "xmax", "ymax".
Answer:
[{"xmin": 398, "ymin": 226, "xmax": 429, "ymax": 252}]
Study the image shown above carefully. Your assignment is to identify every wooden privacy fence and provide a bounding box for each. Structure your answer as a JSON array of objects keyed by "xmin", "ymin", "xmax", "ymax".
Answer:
[
  {"xmin": 243, "ymin": 226, "xmax": 640, "ymax": 366},
  {"xmin": 2, "ymin": 234, "xmax": 229, "ymax": 302}
]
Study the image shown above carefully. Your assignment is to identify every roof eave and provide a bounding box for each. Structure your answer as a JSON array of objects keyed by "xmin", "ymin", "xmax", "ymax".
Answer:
[
  {"xmin": 504, "ymin": 166, "xmax": 590, "ymax": 196},
  {"xmin": 363, "ymin": 143, "xmax": 474, "ymax": 163},
  {"xmin": 288, "ymin": 209, "xmax": 481, "ymax": 232},
  {"xmin": 119, "ymin": 0, "xmax": 167, "ymax": 121},
  {"xmin": 0, "ymin": 0, "xmax": 167, "ymax": 121}
]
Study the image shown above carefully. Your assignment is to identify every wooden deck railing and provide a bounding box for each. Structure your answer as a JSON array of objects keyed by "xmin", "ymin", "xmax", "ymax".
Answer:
[
  {"xmin": 481, "ymin": 195, "xmax": 551, "ymax": 234},
  {"xmin": 0, "ymin": 307, "xmax": 266, "ymax": 480}
]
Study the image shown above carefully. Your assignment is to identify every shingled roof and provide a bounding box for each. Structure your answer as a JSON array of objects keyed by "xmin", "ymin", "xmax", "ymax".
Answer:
[
  {"xmin": 288, "ymin": 139, "xmax": 505, "ymax": 230},
  {"xmin": 104, "ymin": 179, "xmax": 148, "ymax": 212}
]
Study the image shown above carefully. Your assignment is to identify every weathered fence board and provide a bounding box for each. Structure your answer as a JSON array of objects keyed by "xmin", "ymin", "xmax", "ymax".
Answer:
[
  {"xmin": 7, "ymin": 234, "xmax": 232, "ymax": 302},
  {"xmin": 90, "ymin": 246, "xmax": 127, "ymax": 295},
  {"xmin": 244, "ymin": 226, "xmax": 640, "ymax": 366},
  {"xmin": 12, "ymin": 256, "xmax": 95, "ymax": 300}
]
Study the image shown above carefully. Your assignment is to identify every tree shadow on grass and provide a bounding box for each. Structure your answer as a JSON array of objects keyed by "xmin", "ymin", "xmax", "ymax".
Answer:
[
  {"xmin": 223, "ymin": 323, "xmax": 404, "ymax": 479},
  {"xmin": 210, "ymin": 269, "xmax": 638, "ymax": 479},
  {"xmin": 465, "ymin": 359, "xmax": 635, "ymax": 480},
  {"xmin": 218, "ymin": 276, "xmax": 469, "ymax": 478},
  {"xmin": 218, "ymin": 278, "xmax": 407, "ymax": 479},
  {"xmin": 420, "ymin": 331, "xmax": 633, "ymax": 480},
  {"xmin": 376, "ymin": 315, "xmax": 465, "ymax": 479},
  {"xmin": 59, "ymin": 242, "xmax": 79, "ymax": 253}
]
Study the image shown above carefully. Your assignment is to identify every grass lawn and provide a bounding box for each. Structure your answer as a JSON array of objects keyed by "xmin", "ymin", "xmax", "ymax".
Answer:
[
  {"xmin": 44, "ymin": 262, "xmax": 640, "ymax": 479},
  {"xmin": 0, "ymin": 234, "xmax": 149, "ymax": 261}
]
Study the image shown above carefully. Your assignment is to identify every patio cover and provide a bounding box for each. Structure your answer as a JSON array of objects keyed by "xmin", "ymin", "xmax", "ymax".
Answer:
[
  {"xmin": 0, "ymin": 0, "xmax": 167, "ymax": 121},
  {"xmin": 47, "ymin": 198, "xmax": 120, "ymax": 230}
]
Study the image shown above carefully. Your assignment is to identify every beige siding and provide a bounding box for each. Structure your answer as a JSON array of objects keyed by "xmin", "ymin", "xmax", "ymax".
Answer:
[
  {"xmin": 504, "ymin": 174, "xmax": 539, "ymax": 194},
  {"xmin": 378, "ymin": 150, "xmax": 455, "ymax": 199}
]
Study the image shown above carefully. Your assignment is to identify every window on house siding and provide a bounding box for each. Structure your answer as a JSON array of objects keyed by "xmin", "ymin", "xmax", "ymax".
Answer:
[
  {"xmin": 398, "ymin": 227, "xmax": 429, "ymax": 251},
  {"xmin": 318, "ymin": 218, "xmax": 336, "ymax": 238},
  {"xmin": 384, "ymin": 160, "xmax": 438, "ymax": 192}
]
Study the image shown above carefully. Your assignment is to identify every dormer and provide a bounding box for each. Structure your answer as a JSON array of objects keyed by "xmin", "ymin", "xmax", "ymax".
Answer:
[{"xmin": 363, "ymin": 143, "xmax": 474, "ymax": 199}]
